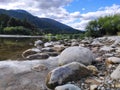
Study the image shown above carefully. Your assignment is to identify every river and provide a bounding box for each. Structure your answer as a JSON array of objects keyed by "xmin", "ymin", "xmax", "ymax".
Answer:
[{"xmin": 0, "ymin": 35, "xmax": 52, "ymax": 60}]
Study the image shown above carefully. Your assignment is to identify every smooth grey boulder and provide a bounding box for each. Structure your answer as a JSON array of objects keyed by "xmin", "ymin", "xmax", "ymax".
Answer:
[
  {"xmin": 55, "ymin": 84, "xmax": 81, "ymax": 90},
  {"xmin": 46, "ymin": 62, "xmax": 91, "ymax": 89},
  {"xmin": 111, "ymin": 64, "xmax": 120, "ymax": 79},
  {"xmin": 58, "ymin": 46, "xmax": 94, "ymax": 65}
]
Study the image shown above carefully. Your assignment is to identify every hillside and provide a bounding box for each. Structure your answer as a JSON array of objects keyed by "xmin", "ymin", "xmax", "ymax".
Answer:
[{"xmin": 0, "ymin": 9, "xmax": 82, "ymax": 34}]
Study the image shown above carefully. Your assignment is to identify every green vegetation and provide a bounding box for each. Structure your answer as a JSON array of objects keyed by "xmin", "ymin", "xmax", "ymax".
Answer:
[
  {"xmin": 44, "ymin": 33, "xmax": 85, "ymax": 41},
  {"xmin": 3, "ymin": 26, "xmax": 31, "ymax": 35},
  {"xmin": 0, "ymin": 14, "xmax": 41, "ymax": 35},
  {"xmin": 85, "ymin": 14, "xmax": 120, "ymax": 37}
]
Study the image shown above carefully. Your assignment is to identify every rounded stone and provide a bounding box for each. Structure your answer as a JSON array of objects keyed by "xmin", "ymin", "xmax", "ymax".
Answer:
[
  {"xmin": 58, "ymin": 46, "xmax": 94, "ymax": 65},
  {"xmin": 22, "ymin": 48, "xmax": 41, "ymax": 58},
  {"xmin": 46, "ymin": 62, "xmax": 91, "ymax": 89}
]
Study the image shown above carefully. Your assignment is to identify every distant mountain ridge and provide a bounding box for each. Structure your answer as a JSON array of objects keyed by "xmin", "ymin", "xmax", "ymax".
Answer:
[{"xmin": 0, "ymin": 9, "xmax": 82, "ymax": 34}]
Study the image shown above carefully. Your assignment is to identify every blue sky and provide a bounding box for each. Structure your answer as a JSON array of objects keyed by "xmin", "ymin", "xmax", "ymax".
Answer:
[
  {"xmin": 66, "ymin": 0, "xmax": 120, "ymax": 13},
  {"xmin": 0, "ymin": 0, "xmax": 120, "ymax": 30}
]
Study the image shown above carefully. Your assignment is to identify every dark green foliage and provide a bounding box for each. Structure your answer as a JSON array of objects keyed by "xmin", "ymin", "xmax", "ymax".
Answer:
[
  {"xmin": 85, "ymin": 14, "xmax": 120, "ymax": 37},
  {"xmin": 0, "ymin": 13, "xmax": 42, "ymax": 35}
]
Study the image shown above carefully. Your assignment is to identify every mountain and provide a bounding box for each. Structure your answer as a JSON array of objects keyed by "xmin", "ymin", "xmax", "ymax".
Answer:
[{"xmin": 0, "ymin": 9, "xmax": 82, "ymax": 34}]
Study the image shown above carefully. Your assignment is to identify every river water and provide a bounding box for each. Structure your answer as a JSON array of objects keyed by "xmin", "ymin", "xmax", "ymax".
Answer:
[{"xmin": 0, "ymin": 36, "xmax": 51, "ymax": 60}]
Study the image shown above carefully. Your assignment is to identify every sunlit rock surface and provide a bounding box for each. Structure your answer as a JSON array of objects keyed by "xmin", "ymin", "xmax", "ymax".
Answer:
[
  {"xmin": 0, "ymin": 56, "xmax": 59, "ymax": 90},
  {"xmin": 58, "ymin": 46, "xmax": 95, "ymax": 65}
]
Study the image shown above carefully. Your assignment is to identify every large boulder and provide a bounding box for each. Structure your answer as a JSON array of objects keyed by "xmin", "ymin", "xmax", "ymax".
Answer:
[
  {"xmin": 46, "ymin": 62, "xmax": 91, "ymax": 89},
  {"xmin": 58, "ymin": 46, "xmax": 94, "ymax": 65},
  {"xmin": 55, "ymin": 84, "xmax": 81, "ymax": 90}
]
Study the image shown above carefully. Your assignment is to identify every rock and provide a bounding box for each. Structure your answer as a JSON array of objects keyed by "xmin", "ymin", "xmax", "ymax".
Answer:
[
  {"xmin": 111, "ymin": 64, "xmax": 120, "ymax": 79},
  {"xmin": 95, "ymin": 57, "xmax": 103, "ymax": 62},
  {"xmin": 85, "ymin": 78, "xmax": 101, "ymax": 85},
  {"xmin": 106, "ymin": 57, "xmax": 120, "ymax": 67},
  {"xmin": 42, "ymin": 47, "xmax": 55, "ymax": 52},
  {"xmin": 71, "ymin": 39, "xmax": 77, "ymax": 42},
  {"xmin": 87, "ymin": 65, "xmax": 99, "ymax": 75},
  {"xmin": 99, "ymin": 46, "xmax": 115, "ymax": 52},
  {"xmin": 46, "ymin": 52, "xmax": 59, "ymax": 57},
  {"xmin": 46, "ymin": 62, "xmax": 91, "ymax": 89},
  {"xmin": 71, "ymin": 42, "xmax": 79, "ymax": 46},
  {"xmin": 110, "ymin": 40, "xmax": 120, "ymax": 47},
  {"xmin": 0, "ymin": 56, "xmax": 59, "ymax": 90},
  {"xmin": 91, "ymin": 39, "xmax": 103, "ymax": 46},
  {"xmin": 58, "ymin": 46, "xmax": 94, "ymax": 65},
  {"xmin": 90, "ymin": 85, "xmax": 98, "ymax": 90},
  {"xmin": 55, "ymin": 84, "xmax": 81, "ymax": 90},
  {"xmin": 116, "ymin": 47, "xmax": 120, "ymax": 53},
  {"xmin": 79, "ymin": 44, "xmax": 85, "ymax": 47},
  {"xmin": 44, "ymin": 42, "xmax": 54, "ymax": 47},
  {"xmin": 52, "ymin": 45, "xmax": 65, "ymax": 52},
  {"xmin": 31, "ymin": 64, "xmax": 48, "ymax": 72},
  {"xmin": 104, "ymin": 53, "xmax": 114, "ymax": 57},
  {"xmin": 26, "ymin": 53, "xmax": 49, "ymax": 59},
  {"xmin": 91, "ymin": 47, "xmax": 99, "ymax": 53},
  {"xmin": 34, "ymin": 40, "xmax": 43, "ymax": 49},
  {"xmin": 81, "ymin": 39, "xmax": 90, "ymax": 44},
  {"xmin": 22, "ymin": 48, "xmax": 41, "ymax": 58}
]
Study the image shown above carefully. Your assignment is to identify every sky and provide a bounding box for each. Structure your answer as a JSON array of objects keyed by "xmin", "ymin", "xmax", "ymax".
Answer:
[{"xmin": 0, "ymin": 0, "xmax": 120, "ymax": 30}]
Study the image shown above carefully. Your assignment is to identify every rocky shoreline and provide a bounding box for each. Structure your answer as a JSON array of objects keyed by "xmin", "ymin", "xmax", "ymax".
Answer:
[{"xmin": 0, "ymin": 36, "xmax": 120, "ymax": 90}]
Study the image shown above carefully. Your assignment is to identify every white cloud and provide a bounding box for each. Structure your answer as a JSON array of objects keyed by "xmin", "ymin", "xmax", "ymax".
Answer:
[
  {"xmin": 0, "ymin": 1, "xmax": 120, "ymax": 30},
  {"xmin": 82, "ymin": 8, "xmax": 85, "ymax": 11},
  {"xmin": 76, "ymin": 4, "xmax": 120, "ymax": 30}
]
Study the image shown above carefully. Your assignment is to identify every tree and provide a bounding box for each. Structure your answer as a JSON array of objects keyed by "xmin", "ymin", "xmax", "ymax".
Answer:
[{"xmin": 85, "ymin": 14, "xmax": 120, "ymax": 37}]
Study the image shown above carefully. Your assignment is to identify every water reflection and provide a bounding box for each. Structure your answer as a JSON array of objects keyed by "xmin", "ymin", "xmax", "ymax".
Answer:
[{"xmin": 0, "ymin": 37, "xmax": 45, "ymax": 60}]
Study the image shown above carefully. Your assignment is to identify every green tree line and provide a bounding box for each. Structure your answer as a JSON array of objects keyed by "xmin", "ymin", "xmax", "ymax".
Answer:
[
  {"xmin": 0, "ymin": 14, "xmax": 41, "ymax": 35},
  {"xmin": 85, "ymin": 14, "xmax": 120, "ymax": 37}
]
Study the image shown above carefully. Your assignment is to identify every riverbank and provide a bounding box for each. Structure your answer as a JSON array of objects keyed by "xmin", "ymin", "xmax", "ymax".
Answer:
[{"xmin": 0, "ymin": 36, "xmax": 120, "ymax": 90}]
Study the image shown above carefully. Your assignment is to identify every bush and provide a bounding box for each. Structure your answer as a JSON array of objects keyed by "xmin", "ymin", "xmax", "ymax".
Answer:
[
  {"xmin": 85, "ymin": 14, "xmax": 120, "ymax": 37},
  {"xmin": 3, "ymin": 26, "xmax": 32, "ymax": 35}
]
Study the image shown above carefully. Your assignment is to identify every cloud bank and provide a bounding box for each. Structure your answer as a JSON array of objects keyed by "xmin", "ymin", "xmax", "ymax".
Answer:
[{"xmin": 0, "ymin": 0, "xmax": 120, "ymax": 30}]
